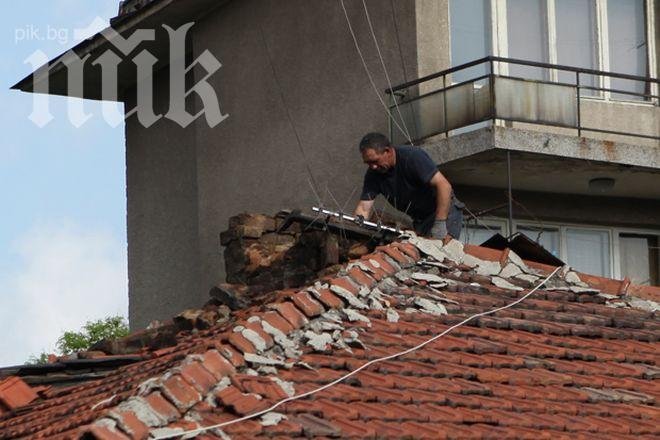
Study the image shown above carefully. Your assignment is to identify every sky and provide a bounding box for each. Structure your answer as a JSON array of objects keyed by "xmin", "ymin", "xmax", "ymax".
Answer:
[{"xmin": 0, "ymin": 0, "xmax": 128, "ymax": 366}]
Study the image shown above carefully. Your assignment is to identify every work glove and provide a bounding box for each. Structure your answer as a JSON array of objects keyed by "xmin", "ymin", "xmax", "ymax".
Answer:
[{"xmin": 429, "ymin": 219, "xmax": 448, "ymax": 239}]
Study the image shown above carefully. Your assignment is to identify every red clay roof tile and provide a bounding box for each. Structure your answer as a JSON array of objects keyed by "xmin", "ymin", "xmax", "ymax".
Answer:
[
  {"xmin": 0, "ymin": 377, "xmax": 37, "ymax": 410},
  {"xmin": 270, "ymin": 302, "xmax": 309, "ymax": 329},
  {"xmin": 1, "ymin": 238, "xmax": 659, "ymax": 439},
  {"xmin": 290, "ymin": 291, "xmax": 325, "ymax": 318}
]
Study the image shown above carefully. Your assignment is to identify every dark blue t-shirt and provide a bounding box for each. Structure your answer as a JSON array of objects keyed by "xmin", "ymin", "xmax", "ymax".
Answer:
[{"xmin": 360, "ymin": 146, "xmax": 438, "ymax": 222}]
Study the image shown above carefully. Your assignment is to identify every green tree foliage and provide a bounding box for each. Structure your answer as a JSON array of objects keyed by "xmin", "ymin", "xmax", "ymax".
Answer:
[
  {"xmin": 57, "ymin": 316, "xmax": 129, "ymax": 355},
  {"xmin": 26, "ymin": 316, "xmax": 129, "ymax": 364},
  {"xmin": 26, "ymin": 352, "xmax": 50, "ymax": 366}
]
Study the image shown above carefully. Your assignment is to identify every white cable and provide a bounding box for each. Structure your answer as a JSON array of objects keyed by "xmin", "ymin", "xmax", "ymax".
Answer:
[
  {"xmin": 338, "ymin": 0, "xmax": 413, "ymax": 144},
  {"xmin": 154, "ymin": 266, "xmax": 561, "ymax": 439}
]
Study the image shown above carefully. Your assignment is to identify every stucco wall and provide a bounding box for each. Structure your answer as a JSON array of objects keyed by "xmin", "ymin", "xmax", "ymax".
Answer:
[
  {"xmin": 190, "ymin": 0, "xmax": 418, "ymax": 306},
  {"xmin": 125, "ymin": 66, "xmax": 202, "ymax": 329},
  {"xmin": 124, "ymin": 0, "xmax": 418, "ymax": 328}
]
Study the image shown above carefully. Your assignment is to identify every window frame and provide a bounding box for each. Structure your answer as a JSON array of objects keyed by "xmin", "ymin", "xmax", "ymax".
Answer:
[
  {"xmin": 462, "ymin": 0, "xmax": 659, "ymax": 104},
  {"xmin": 460, "ymin": 216, "xmax": 508, "ymax": 245},
  {"xmin": 506, "ymin": 218, "xmax": 660, "ymax": 280},
  {"xmin": 561, "ymin": 225, "xmax": 614, "ymax": 278}
]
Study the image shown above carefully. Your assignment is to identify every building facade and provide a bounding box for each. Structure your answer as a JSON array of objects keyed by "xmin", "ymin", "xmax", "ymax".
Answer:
[{"xmin": 13, "ymin": 0, "xmax": 660, "ymax": 328}]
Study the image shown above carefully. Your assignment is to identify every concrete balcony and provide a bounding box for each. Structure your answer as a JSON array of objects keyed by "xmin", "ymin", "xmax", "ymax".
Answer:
[
  {"xmin": 388, "ymin": 56, "xmax": 659, "ymax": 150},
  {"xmin": 387, "ymin": 57, "xmax": 660, "ymax": 205}
]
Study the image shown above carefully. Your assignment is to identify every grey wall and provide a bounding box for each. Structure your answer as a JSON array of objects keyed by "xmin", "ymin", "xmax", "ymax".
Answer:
[
  {"xmin": 191, "ymin": 0, "xmax": 418, "ymax": 307},
  {"xmin": 125, "ymin": 66, "xmax": 202, "ymax": 329},
  {"xmin": 125, "ymin": 0, "xmax": 418, "ymax": 328}
]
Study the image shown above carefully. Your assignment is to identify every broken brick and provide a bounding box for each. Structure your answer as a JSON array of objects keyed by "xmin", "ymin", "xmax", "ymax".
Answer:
[{"xmin": 347, "ymin": 266, "xmax": 377, "ymax": 288}]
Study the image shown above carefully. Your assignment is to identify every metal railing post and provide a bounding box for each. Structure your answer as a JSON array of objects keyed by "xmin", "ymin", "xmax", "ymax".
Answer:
[
  {"xmin": 576, "ymin": 71, "xmax": 581, "ymax": 138},
  {"xmin": 490, "ymin": 58, "xmax": 496, "ymax": 126},
  {"xmin": 443, "ymin": 74, "xmax": 448, "ymax": 138},
  {"xmin": 507, "ymin": 150, "xmax": 514, "ymax": 238}
]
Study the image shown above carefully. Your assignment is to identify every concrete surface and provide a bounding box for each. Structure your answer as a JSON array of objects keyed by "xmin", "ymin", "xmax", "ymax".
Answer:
[
  {"xmin": 440, "ymin": 149, "xmax": 660, "ymax": 200},
  {"xmin": 453, "ymin": 184, "xmax": 660, "ymax": 230},
  {"xmin": 423, "ymin": 126, "xmax": 660, "ymax": 170}
]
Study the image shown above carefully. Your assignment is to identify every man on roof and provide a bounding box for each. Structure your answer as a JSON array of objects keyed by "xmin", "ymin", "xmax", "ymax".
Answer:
[{"xmin": 354, "ymin": 132, "xmax": 464, "ymax": 240}]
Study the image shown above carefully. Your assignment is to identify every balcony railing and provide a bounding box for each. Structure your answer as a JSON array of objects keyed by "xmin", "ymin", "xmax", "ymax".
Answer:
[{"xmin": 386, "ymin": 56, "xmax": 660, "ymax": 145}]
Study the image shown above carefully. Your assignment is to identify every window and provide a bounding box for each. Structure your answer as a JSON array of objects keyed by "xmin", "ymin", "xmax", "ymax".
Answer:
[
  {"xmin": 619, "ymin": 234, "xmax": 659, "ymax": 286},
  {"xmin": 516, "ymin": 225, "xmax": 560, "ymax": 257},
  {"xmin": 565, "ymin": 228, "xmax": 611, "ymax": 277},
  {"xmin": 460, "ymin": 222, "xmax": 505, "ymax": 246},
  {"xmin": 507, "ymin": 0, "xmax": 549, "ymax": 80},
  {"xmin": 465, "ymin": 217, "xmax": 659, "ymax": 282},
  {"xmin": 555, "ymin": 0, "xmax": 598, "ymax": 90},
  {"xmin": 450, "ymin": 0, "xmax": 491, "ymax": 83},
  {"xmin": 449, "ymin": 0, "xmax": 655, "ymax": 102},
  {"xmin": 607, "ymin": 0, "xmax": 649, "ymax": 99}
]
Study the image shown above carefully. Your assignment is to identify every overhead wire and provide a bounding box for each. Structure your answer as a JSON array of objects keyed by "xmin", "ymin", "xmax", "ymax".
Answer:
[
  {"xmin": 154, "ymin": 7, "xmax": 569, "ymax": 438},
  {"xmin": 338, "ymin": 0, "xmax": 413, "ymax": 144},
  {"xmin": 256, "ymin": 17, "xmax": 323, "ymax": 202},
  {"xmin": 360, "ymin": 0, "xmax": 412, "ymax": 143},
  {"xmin": 346, "ymin": 0, "xmax": 500, "ymax": 237},
  {"xmin": 388, "ymin": 0, "xmax": 420, "ymax": 141},
  {"xmin": 154, "ymin": 266, "xmax": 562, "ymax": 439}
]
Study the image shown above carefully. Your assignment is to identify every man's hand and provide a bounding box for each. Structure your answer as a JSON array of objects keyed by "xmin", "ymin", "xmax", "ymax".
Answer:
[
  {"xmin": 354, "ymin": 200, "xmax": 374, "ymax": 220},
  {"xmin": 430, "ymin": 219, "xmax": 448, "ymax": 239}
]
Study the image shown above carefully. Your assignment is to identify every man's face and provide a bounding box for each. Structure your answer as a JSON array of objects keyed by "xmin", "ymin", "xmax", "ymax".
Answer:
[{"xmin": 362, "ymin": 147, "xmax": 394, "ymax": 173}]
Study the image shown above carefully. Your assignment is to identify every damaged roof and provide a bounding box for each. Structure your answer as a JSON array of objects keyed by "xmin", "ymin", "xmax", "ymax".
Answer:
[{"xmin": 0, "ymin": 236, "xmax": 658, "ymax": 439}]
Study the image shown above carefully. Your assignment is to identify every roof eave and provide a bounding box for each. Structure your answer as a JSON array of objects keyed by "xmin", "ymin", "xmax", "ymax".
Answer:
[{"xmin": 10, "ymin": 0, "xmax": 224, "ymax": 101}]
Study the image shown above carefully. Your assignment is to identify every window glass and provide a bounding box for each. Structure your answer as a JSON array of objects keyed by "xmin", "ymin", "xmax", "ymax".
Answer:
[
  {"xmin": 566, "ymin": 228, "xmax": 610, "ymax": 277},
  {"xmin": 460, "ymin": 223, "xmax": 503, "ymax": 246},
  {"xmin": 619, "ymin": 234, "xmax": 659, "ymax": 286},
  {"xmin": 608, "ymin": 0, "xmax": 648, "ymax": 99},
  {"xmin": 516, "ymin": 226, "xmax": 560, "ymax": 257},
  {"xmin": 555, "ymin": 0, "xmax": 597, "ymax": 91},
  {"xmin": 507, "ymin": 0, "xmax": 549, "ymax": 80},
  {"xmin": 450, "ymin": 0, "xmax": 491, "ymax": 83}
]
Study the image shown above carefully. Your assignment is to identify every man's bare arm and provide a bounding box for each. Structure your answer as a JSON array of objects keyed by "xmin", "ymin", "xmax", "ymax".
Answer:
[
  {"xmin": 430, "ymin": 171, "xmax": 452, "ymax": 220},
  {"xmin": 354, "ymin": 199, "xmax": 375, "ymax": 219}
]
